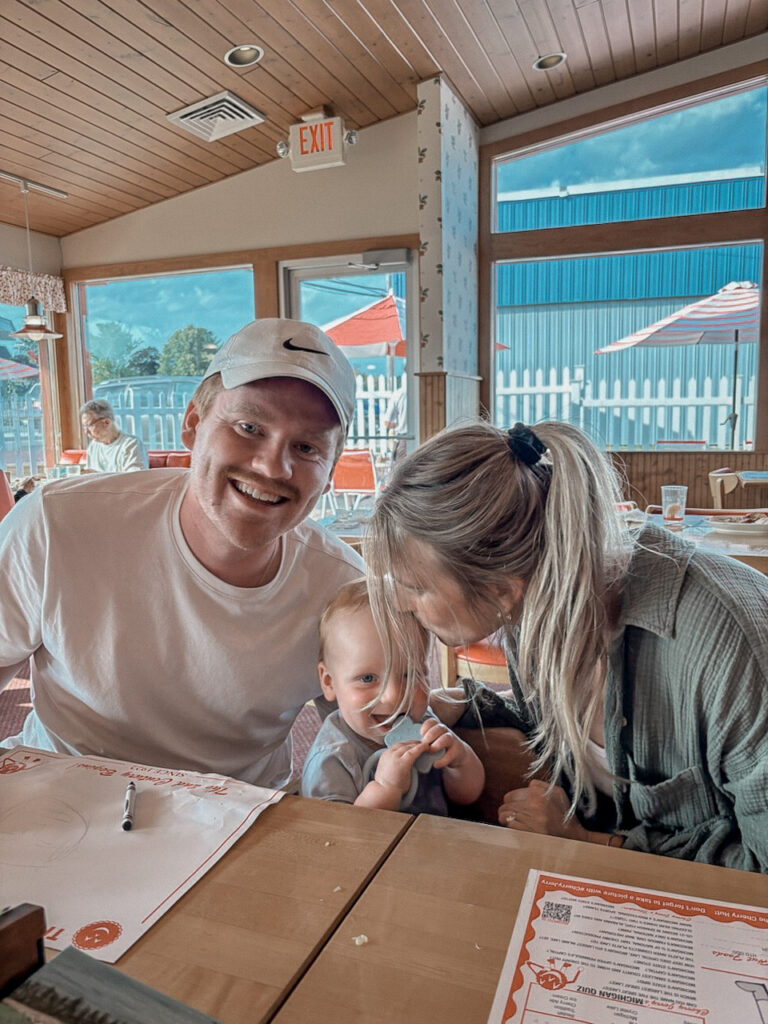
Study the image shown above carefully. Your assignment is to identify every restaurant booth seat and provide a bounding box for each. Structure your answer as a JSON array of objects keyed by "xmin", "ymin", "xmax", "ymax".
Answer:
[
  {"xmin": 60, "ymin": 449, "xmax": 86, "ymax": 464},
  {"xmin": 147, "ymin": 450, "xmax": 191, "ymax": 468},
  {"xmin": 0, "ymin": 472, "xmax": 15, "ymax": 522},
  {"xmin": 60, "ymin": 449, "xmax": 190, "ymax": 468}
]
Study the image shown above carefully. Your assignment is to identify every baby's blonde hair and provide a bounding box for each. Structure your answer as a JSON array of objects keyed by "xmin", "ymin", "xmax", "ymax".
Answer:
[{"xmin": 319, "ymin": 576, "xmax": 431, "ymax": 719}]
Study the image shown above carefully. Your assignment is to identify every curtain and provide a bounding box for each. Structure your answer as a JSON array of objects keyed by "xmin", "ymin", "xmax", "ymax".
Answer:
[{"xmin": 0, "ymin": 265, "xmax": 67, "ymax": 313}]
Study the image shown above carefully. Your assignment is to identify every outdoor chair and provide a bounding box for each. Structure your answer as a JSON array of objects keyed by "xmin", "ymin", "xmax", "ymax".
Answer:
[
  {"xmin": 442, "ymin": 635, "xmax": 508, "ymax": 689},
  {"xmin": 330, "ymin": 448, "xmax": 379, "ymax": 510}
]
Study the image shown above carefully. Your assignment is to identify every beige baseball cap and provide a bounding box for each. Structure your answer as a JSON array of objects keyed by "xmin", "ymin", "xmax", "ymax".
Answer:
[{"xmin": 202, "ymin": 318, "xmax": 356, "ymax": 432}]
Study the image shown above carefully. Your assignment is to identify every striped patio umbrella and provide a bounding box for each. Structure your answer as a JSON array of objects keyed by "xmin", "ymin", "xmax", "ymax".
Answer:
[
  {"xmin": 596, "ymin": 281, "xmax": 761, "ymax": 448},
  {"xmin": 0, "ymin": 356, "xmax": 39, "ymax": 380}
]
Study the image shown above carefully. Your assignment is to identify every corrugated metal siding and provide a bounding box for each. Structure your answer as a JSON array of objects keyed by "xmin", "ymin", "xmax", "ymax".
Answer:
[
  {"xmin": 496, "ymin": 178, "xmax": 764, "ymax": 232},
  {"xmin": 496, "ymin": 245, "xmax": 763, "ymax": 305}
]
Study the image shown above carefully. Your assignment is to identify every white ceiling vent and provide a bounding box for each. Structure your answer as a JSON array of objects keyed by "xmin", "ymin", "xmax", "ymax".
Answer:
[{"xmin": 167, "ymin": 91, "xmax": 265, "ymax": 142}]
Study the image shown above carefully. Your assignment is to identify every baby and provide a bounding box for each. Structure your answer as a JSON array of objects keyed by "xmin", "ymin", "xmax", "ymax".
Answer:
[{"xmin": 301, "ymin": 578, "xmax": 484, "ymax": 813}]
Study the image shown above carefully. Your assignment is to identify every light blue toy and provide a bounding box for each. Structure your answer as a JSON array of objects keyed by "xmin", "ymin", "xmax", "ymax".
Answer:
[{"xmin": 362, "ymin": 715, "xmax": 443, "ymax": 809}]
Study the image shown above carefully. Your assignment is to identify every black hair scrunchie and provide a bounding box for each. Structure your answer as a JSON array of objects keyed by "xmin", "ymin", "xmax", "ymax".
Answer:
[{"xmin": 506, "ymin": 422, "xmax": 546, "ymax": 466}]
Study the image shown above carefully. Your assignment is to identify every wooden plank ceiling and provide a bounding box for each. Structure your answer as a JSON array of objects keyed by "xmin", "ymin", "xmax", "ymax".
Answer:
[{"xmin": 1, "ymin": 0, "xmax": 766, "ymax": 238}]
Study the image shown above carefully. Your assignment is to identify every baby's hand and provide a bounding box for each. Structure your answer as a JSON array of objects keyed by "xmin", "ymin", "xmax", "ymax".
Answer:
[
  {"xmin": 420, "ymin": 720, "xmax": 467, "ymax": 770},
  {"xmin": 375, "ymin": 741, "xmax": 428, "ymax": 794}
]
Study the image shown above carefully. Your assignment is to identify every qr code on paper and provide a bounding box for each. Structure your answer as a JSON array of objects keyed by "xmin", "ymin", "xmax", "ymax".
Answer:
[{"xmin": 541, "ymin": 901, "xmax": 572, "ymax": 924}]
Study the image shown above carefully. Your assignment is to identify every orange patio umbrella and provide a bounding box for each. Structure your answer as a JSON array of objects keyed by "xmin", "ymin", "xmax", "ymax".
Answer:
[{"xmin": 322, "ymin": 294, "xmax": 406, "ymax": 364}]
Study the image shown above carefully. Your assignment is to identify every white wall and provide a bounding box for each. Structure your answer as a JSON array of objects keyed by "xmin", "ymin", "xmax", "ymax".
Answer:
[
  {"xmin": 61, "ymin": 113, "xmax": 418, "ymax": 269},
  {"xmin": 0, "ymin": 222, "xmax": 62, "ymax": 276}
]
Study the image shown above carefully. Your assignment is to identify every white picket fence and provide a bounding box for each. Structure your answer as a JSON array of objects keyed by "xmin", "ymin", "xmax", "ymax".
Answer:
[{"xmin": 495, "ymin": 366, "xmax": 756, "ymax": 449}]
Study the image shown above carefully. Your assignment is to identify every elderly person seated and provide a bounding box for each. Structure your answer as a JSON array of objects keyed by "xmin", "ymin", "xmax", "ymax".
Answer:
[{"xmin": 80, "ymin": 399, "xmax": 148, "ymax": 474}]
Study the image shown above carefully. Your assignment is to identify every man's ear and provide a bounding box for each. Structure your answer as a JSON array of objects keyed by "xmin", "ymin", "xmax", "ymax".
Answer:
[
  {"xmin": 318, "ymin": 662, "xmax": 336, "ymax": 702},
  {"xmin": 180, "ymin": 401, "xmax": 200, "ymax": 451}
]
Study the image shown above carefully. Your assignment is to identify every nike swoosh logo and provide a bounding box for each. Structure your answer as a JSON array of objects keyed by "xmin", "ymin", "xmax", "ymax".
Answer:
[{"xmin": 283, "ymin": 337, "xmax": 328, "ymax": 356}]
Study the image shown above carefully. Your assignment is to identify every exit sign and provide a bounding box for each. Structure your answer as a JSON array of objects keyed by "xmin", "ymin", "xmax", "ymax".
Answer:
[{"xmin": 288, "ymin": 116, "xmax": 345, "ymax": 171}]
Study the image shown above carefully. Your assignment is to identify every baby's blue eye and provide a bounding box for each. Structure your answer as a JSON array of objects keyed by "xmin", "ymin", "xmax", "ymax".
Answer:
[{"xmin": 359, "ymin": 674, "xmax": 376, "ymax": 684}]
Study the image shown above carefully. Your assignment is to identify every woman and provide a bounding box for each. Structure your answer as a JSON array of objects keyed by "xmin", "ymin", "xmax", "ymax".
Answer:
[{"xmin": 365, "ymin": 421, "xmax": 768, "ymax": 871}]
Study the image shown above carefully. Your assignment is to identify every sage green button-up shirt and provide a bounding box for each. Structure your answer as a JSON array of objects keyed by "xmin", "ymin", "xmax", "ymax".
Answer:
[
  {"xmin": 461, "ymin": 523, "xmax": 768, "ymax": 871},
  {"xmin": 604, "ymin": 523, "xmax": 768, "ymax": 871}
]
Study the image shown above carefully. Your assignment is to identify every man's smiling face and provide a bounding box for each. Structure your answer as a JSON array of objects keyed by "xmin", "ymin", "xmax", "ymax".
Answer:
[{"xmin": 180, "ymin": 377, "xmax": 342, "ymax": 571}]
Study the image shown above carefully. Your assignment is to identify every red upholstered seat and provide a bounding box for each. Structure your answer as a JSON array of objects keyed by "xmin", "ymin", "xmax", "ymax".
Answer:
[
  {"xmin": 60, "ymin": 449, "xmax": 86, "ymax": 464},
  {"xmin": 0, "ymin": 472, "xmax": 15, "ymax": 522},
  {"xmin": 147, "ymin": 450, "xmax": 191, "ymax": 468}
]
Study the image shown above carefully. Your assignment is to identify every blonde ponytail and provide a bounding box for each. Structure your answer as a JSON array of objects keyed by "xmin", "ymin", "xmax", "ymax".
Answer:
[{"xmin": 366, "ymin": 420, "xmax": 633, "ymax": 814}]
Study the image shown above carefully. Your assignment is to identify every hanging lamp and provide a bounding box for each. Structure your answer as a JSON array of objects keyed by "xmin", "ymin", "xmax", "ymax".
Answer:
[{"xmin": 10, "ymin": 180, "xmax": 62, "ymax": 342}]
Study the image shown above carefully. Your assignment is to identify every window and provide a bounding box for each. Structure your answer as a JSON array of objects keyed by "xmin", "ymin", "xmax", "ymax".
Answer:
[
  {"xmin": 495, "ymin": 245, "xmax": 761, "ymax": 450},
  {"xmin": 0, "ymin": 302, "xmax": 48, "ymax": 477},
  {"xmin": 280, "ymin": 252, "xmax": 415, "ymax": 458},
  {"xmin": 485, "ymin": 81, "xmax": 767, "ymax": 451},
  {"xmin": 494, "ymin": 87, "xmax": 767, "ymax": 232},
  {"xmin": 74, "ymin": 267, "xmax": 255, "ymax": 451}
]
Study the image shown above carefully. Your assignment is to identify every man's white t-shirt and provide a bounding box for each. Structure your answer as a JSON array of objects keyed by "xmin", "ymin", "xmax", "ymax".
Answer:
[
  {"xmin": 86, "ymin": 432, "xmax": 148, "ymax": 473},
  {"xmin": 0, "ymin": 470, "xmax": 363, "ymax": 787}
]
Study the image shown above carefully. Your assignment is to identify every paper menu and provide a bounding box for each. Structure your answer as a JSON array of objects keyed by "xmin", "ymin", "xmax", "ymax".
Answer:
[
  {"xmin": 0, "ymin": 746, "xmax": 283, "ymax": 962},
  {"xmin": 488, "ymin": 870, "xmax": 768, "ymax": 1024}
]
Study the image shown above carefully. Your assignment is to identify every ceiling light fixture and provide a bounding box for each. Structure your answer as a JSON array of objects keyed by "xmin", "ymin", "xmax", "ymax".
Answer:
[
  {"xmin": 532, "ymin": 52, "xmax": 567, "ymax": 71},
  {"xmin": 10, "ymin": 179, "xmax": 62, "ymax": 342},
  {"xmin": 224, "ymin": 44, "xmax": 264, "ymax": 68}
]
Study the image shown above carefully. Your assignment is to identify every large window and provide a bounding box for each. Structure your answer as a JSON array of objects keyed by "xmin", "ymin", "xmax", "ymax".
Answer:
[
  {"xmin": 0, "ymin": 302, "xmax": 49, "ymax": 477},
  {"xmin": 494, "ymin": 87, "xmax": 767, "ymax": 231},
  {"xmin": 486, "ymin": 81, "xmax": 767, "ymax": 451},
  {"xmin": 74, "ymin": 267, "xmax": 255, "ymax": 451}
]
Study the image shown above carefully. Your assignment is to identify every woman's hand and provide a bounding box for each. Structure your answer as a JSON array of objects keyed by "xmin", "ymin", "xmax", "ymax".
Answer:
[{"xmin": 498, "ymin": 779, "xmax": 591, "ymax": 842}]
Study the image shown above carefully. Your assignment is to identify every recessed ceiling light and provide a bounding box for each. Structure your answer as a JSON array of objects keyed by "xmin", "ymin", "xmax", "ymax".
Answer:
[
  {"xmin": 224, "ymin": 44, "xmax": 264, "ymax": 68},
  {"xmin": 532, "ymin": 52, "xmax": 567, "ymax": 71}
]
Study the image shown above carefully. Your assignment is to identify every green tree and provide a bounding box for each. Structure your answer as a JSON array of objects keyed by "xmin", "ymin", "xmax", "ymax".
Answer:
[
  {"xmin": 158, "ymin": 325, "xmax": 219, "ymax": 376},
  {"xmin": 89, "ymin": 354, "xmax": 126, "ymax": 384},
  {"xmin": 125, "ymin": 346, "xmax": 160, "ymax": 376}
]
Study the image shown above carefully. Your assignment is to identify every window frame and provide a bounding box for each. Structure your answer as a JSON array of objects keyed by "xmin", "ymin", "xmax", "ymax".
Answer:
[
  {"xmin": 479, "ymin": 64, "xmax": 768, "ymax": 451},
  {"xmin": 58, "ymin": 235, "xmax": 418, "ymax": 454}
]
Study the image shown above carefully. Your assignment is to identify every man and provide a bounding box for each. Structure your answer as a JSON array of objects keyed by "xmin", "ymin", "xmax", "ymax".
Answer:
[
  {"xmin": 383, "ymin": 385, "xmax": 407, "ymax": 463},
  {"xmin": 0, "ymin": 319, "xmax": 363, "ymax": 787},
  {"xmin": 80, "ymin": 398, "xmax": 148, "ymax": 473}
]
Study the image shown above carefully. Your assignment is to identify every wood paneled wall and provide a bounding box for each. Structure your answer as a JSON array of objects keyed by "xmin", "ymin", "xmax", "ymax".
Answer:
[
  {"xmin": 417, "ymin": 372, "xmax": 480, "ymax": 441},
  {"xmin": 612, "ymin": 450, "xmax": 768, "ymax": 509}
]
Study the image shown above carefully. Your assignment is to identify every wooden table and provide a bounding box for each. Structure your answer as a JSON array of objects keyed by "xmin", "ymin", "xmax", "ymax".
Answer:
[
  {"xmin": 112, "ymin": 796, "xmax": 411, "ymax": 1023},
  {"xmin": 274, "ymin": 814, "xmax": 768, "ymax": 1024}
]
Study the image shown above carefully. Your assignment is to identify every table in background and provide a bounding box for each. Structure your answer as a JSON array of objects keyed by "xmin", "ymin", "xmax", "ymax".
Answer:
[
  {"xmin": 112, "ymin": 796, "xmax": 411, "ymax": 1024},
  {"xmin": 681, "ymin": 518, "xmax": 768, "ymax": 574},
  {"xmin": 274, "ymin": 814, "xmax": 768, "ymax": 1024},
  {"xmin": 316, "ymin": 511, "xmax": 371, "ymax": 553}
]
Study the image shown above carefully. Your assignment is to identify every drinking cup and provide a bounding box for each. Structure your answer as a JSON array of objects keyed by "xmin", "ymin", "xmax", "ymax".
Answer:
[{"xmin": 661, "ymin": 485, "xmax": 687, "ymax": 530}]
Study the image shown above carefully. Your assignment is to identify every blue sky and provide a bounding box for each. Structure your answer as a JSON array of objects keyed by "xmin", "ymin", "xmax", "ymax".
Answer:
[
  {"xmin": 498, "ymin": 86, "xmax": 767, "ymax": 195},
  {"xmin": 78, "ymin": 269, "xmax": 398, "ymax": 351}
]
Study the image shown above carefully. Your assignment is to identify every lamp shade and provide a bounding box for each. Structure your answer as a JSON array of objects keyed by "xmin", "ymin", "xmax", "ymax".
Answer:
[{"xmin": 10, "ymin": 298, "xmax": 62, "ymax": 341}]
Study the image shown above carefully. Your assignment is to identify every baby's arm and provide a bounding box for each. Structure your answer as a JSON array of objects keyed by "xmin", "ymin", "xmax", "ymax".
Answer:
[
  {"xmin": 420, "ymin": 720, "xmax": 485, "ymax": 805},
  {"xmin": 355, "ymin": 741, "xmax": 428, "ymax": 811}
]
